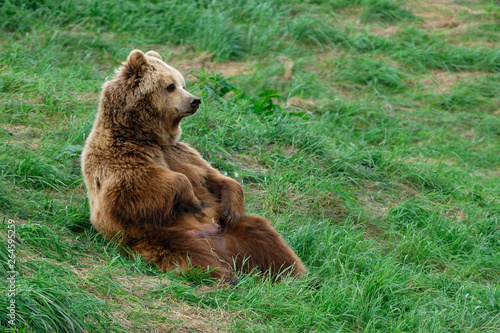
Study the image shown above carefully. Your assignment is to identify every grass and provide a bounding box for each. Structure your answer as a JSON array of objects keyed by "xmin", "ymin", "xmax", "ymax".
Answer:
[
  {"xmin": 360, "ymin": 1, "xmax": 419, "ymax": 24},
  {"xmin": 0, "ymin": 0, "xmax": 499, "ymax": 331}
]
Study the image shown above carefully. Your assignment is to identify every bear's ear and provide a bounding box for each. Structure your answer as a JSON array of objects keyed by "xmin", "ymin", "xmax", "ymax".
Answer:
[
  {"xmin": 146, "ymin": 51, "xmax": 163, "ymax": 61},
  {"xmin": 127, "ymin": 50, "xmax": 149, "ymax": 72}
]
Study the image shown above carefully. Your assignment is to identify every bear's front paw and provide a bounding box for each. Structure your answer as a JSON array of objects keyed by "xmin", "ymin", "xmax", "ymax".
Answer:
[
  {"xmin": 177, "ymin": 201, "xmax": 203, "ymax": 214},
  {"xmin": 219, "ymin": 181, "xmax": 245, "ymax": 225},
  {"xmin": 222, "ymin": 205, "xmax": 243, "ymax": 225}
]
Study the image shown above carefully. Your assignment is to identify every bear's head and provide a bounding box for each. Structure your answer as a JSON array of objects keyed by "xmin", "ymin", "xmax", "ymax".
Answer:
[
  {"xmin": 102, "ymin": 50, "xmax": 201, "ymax": 143},
  {"xmin": 122, "ymin": 49, "xmax": 200, "ymax": 117}
]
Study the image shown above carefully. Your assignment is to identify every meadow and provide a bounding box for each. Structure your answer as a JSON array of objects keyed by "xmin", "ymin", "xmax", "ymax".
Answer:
[{"xmin": 0, "ymin": 0, "xmax": 499, "ymax": 331}]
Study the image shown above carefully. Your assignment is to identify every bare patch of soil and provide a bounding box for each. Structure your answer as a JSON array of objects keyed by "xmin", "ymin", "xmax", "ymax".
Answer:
[
  {"xmin": 357, "ymin": 181, "xmax": 417, "ymax": 219},
  {"xmin": 73, "ymin": 257, "xmax": 235, "ymax": 332},
  {"xmin": 417, "ymin": 70, "xmax": 484, "ymax": 93},
  {"xmin": 167, "ymin": 304, "xmax": 233, "ymax": 333},
  {"xmin": 278, "ymin": 56, "xmax": 294, "ymax": 81},
  {"xmin": 280, "ymin": 185, "xmax": 348, "ymax": 221},
  {"xmin": 233, "ymin": 153, "xmax": 269, "ymax": 175},
  {"xmin": 1, "ymin": 123, "xmax": 41, "ymax": 149},
  {"xmin": 404, "ymin": 156, "xmax": 459, "ymax": 167},
  {"xmin": 171, "ymin": 53, "xmax": 254, "ymax": 81},
  {"xmin": 286, "ymin": 96, "xmax": 323, "ymax": 113},
  {"xmin": 74, "ymin": 92, "xmax": 99, "ymax": 104},
  {"xmin": 265, "ymin": 144, "xmax": 300, "ymax": 158},
  {"xmin": 369, "ymin": 26, "xmax": 401, "ymax": 38},
  {"xmin": 411, "ymin": 0, "xmax": 485, "ymax": 33},
  {"xmin": 444, "ymin": 208, "xmax": 468, "ymax": 221},
  {"xmin": 1, "ymin": 124, "xmax": 40, "ymax": 137}
]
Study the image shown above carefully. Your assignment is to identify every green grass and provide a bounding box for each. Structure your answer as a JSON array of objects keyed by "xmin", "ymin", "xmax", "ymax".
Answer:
[
  {"xmin": 1, "ymin": 0, "xmax": 499, "ymax": 332},
  {"xmin": 360, "ymin": 0, "xmax": 418, "ymax": 24}
]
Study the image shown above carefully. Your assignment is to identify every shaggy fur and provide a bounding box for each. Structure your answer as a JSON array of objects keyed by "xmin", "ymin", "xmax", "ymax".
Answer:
[{"xmin": 81, "ymin": 50, "xmax": 306, "ymax": 280}]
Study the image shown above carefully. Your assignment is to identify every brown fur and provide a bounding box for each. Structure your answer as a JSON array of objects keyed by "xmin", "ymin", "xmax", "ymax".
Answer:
[{"xmin": 81, "ymin": 50, "xmax": 306, "ymax": 281}]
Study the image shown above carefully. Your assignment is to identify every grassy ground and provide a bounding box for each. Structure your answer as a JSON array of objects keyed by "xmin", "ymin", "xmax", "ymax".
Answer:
[{"xmin": 0, "ymin": 0, "xmax": 499, "ymax": 331}]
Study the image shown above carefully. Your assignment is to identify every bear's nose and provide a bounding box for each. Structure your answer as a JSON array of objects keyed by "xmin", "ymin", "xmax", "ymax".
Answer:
[{"xmin": 190, "ymin": 98, "xmax": 201, "ymax": 110}]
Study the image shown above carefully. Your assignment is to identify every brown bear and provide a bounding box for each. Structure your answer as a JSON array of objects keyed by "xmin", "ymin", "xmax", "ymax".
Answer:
[{"xmin": 81, "ymin": 49, "xmax": 306, "ymax": 282}]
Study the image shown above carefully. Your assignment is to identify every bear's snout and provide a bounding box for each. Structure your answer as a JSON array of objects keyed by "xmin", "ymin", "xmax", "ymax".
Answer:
[{"xmin": 189, "ymin": 97, "xmax": 201, "ymax": 113}]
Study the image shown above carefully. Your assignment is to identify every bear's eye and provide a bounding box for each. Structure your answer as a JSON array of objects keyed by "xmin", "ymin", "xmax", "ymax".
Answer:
[{"xmin": 167, "ymin": 84, "xmax": 176, "ymax": 92}]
